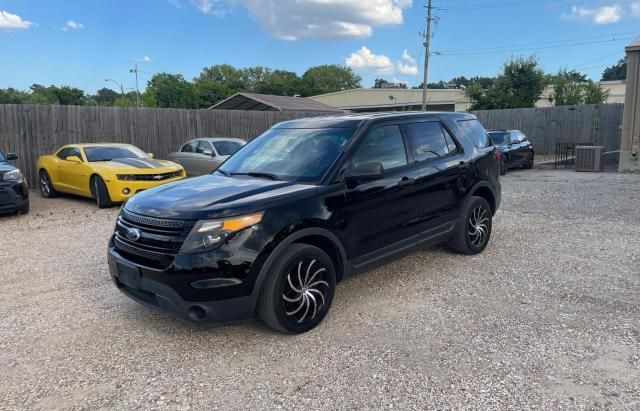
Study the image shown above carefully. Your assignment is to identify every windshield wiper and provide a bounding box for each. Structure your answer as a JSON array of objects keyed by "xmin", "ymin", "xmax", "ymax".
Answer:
[
  {"xmin": 215, "ymin": 169, "xmax": 230, "ymax": 177},
  {"xmin": 231, "ymin": 172, "xmax": 281, "ymax": 181}
]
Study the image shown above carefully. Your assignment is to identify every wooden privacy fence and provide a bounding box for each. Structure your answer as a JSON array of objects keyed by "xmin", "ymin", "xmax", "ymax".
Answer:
[
  {"xmin": 472, "ymin": 104, "xmax": 624, "ymax": 155},
  {"xmin": 0, "ymin": 104, "xmax": 324, "ymax": 187}
]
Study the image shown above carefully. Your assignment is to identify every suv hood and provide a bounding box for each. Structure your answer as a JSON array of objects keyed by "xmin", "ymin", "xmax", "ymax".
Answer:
[{"xmin": 124, "ymin": 174, "xmax": 317, "ymax": 220}]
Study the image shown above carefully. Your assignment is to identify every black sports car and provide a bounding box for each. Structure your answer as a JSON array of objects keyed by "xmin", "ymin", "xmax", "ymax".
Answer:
[
  {"xmin": 488, "ymin": 129, "xmax": 534, "ymax": 175},
  {"xmin": 0, "ymin": 151, "xmax": 29, "ymax": 215}
]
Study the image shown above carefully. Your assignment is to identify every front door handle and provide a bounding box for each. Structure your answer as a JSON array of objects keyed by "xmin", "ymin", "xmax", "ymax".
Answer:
[{"xmin": 398, "ymin": 177, "xmax": 416, "ymax": 187}]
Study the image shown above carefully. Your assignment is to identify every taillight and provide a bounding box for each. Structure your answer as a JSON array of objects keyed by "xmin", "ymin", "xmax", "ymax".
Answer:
[{"xmin": 492, "ymin": 148, "xmax": 501, "ymax": 161}]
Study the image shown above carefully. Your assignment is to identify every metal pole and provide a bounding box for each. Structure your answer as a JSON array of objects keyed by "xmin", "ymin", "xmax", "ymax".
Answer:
[
  {"xmin": 130, "ymin": 65, "xmax": 140, "ymax": 107},
  {"xmin": 421, "ymin": 0, "xmax": 433, "ymax": 111}
]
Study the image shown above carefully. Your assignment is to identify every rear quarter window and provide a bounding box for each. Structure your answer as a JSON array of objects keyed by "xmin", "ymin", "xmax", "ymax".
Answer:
[{"xmin": 457, "ymin": 119, "xmax": 490, "ymax": 148}]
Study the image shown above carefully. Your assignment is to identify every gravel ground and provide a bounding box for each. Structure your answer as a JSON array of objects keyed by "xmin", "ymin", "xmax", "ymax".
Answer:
[{"xmin": 1, "ymin": 169, "xmax": 639, "ymax": 410}]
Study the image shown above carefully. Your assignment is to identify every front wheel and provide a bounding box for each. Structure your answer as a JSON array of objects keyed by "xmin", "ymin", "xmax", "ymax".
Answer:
[
  {"xmin": 500, "ymin": 156, "xmax": 508, "ymax": 175},
  {"xmin": 524, "ymin": 153, "xmax": 534, "ymax": 169},
  {"xmin": 257, "ymin": 243, "xmax": 336, "ymax": 334},
  {"xmin": 448, "ymin": 196, "xmax": 493, "ymax": 255},
  {"xmin": 90, "ymin": 176, "xmax": 112, "ymax": 208},
  {"xmin": 39, "ymin": 170, "xmax": 58, "ymax": 198}
]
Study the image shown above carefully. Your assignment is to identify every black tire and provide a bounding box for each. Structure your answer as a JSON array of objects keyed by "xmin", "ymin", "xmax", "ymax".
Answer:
[
  {"xmin": 257, "ymin": 243, "xmax": 336, "ymax": 334},
  {"xmin": 90, "ymin": 175, "xmax": 112, "ymax": 208},
  {"xmin": 448, "ymin": 196, "xmax": 493, "ymax": 255},
  {"xmin": 500, "ymin": 156, "xmax": 508, "ymax": 175},
  {"xmin": 20, "ymin": 201, "xmax": 30, "ymax": 215},
  {"xmin": 524, "ymin": 153, "xmax": 534, "ymax": 169},
  {"xmin": 39, "ymin": 170, "xmax": 58, "ymax": 198}
]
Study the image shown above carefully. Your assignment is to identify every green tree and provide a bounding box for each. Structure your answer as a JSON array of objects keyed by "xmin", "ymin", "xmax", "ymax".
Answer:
[
  {"xmin": 0, "ymin": 88, "xmax": 29, "ymax": 104},
  {"xmin": 374, "ymin": 78, "xmax": 390, "ymax": 88},
  {"xmin": 601, "ymin": 57, "xmax": 627, "ymax": 81},
  {"xmin": 583, "ymin": 81, "xmax": 608, "ymax": 104},
  {"xmin": 92, "ymin": 88, "xmax": 121, "ymax": 106},
  {"xmin": 549, "ymin": 69, "xmax": 608, "ymax": 106},
  {"xmin": 300, "ymin": 65, "xmax": 361, "ymax": 96},
  {"xmin": 145, "ymin": 73, "xmax": 199, "ymax": 108},
  {"xmin": 256, "ymin": 70, "xmax": 301, "ymax": 96},
  {"xmin": 467, "ymin": 56, "xmax": 545, "ymax": 110}
]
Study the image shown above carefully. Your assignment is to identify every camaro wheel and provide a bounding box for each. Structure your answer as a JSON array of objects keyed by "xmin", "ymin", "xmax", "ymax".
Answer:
[
  {"xmin": 449, "ymin": 196, "xmax": 493, "ymax": 255},
  {"xmin": 257, "ymin": 243, "xmax": 336, "ymax": 334},
  {"xmin": 39, "ymin": 170, "xmax": 58, "ymax": 198},
  {"xmin": 91, "ymin": 175, "xmax": 112, "ymax": 208}
]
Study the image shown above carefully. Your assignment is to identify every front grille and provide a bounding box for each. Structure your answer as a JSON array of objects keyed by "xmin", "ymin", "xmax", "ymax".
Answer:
[
  {"xmin": 117, "ymin": 170, "xmax": 183, "ymax": 181},
  {"xmin": 114, "ymin": 210, "xmax": 192, "ymax": 269},
  {"xmin": 0, "ymin": 190, "xmax": 11, "ymax": 204}
]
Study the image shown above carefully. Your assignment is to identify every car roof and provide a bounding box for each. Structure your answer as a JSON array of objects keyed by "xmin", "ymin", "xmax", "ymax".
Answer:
[
  {"xmin": 60, "ymin": 143, "xmax": 138, "ymax": 148},
  {"xmin": 273, "ymin": 111, "xmax": 477, "ymax": 129},
  {"xmin": 190, "ymin": 137, "xmax": 246, "ymax": 143},
  {"xmin": 488, "ymin": 129, "xmax": 515, "ymax": 133}
]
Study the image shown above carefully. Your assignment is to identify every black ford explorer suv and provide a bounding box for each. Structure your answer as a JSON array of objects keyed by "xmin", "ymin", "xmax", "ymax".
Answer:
[
  {"xmin": 109, "ymin": 112, "xmax": 501, "ymax": 333},
  {"xmin": 0, "ymin": 151, "xmax": 29, "ymax": 215}
]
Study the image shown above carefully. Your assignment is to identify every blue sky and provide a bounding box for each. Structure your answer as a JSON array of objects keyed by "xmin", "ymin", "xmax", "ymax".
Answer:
[{"xmin": 0, "ymin": 0, "xmax": 639, "ymax": 94}]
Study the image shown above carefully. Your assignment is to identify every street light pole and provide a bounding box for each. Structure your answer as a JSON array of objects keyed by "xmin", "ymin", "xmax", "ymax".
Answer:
[
  {"xmin": 129, "ymin": 64, "xmax": 140, "ymax": 107},
  {"xmin": 105, "ymin": 79, "xmax": 124, "ymax": 96},
  {"xmin": 422, "ymin": 0, "xmax": 433, "ymax": 111}
]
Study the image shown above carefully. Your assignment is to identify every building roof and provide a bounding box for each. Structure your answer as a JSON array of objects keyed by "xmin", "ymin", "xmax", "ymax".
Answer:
[
  {"xmin": 308, "ymin": 88, "xmax": 472, "ymax": 111},
  {"xmin": 209, "ymin": 93, "xmax": 344, "ymax": 113}
]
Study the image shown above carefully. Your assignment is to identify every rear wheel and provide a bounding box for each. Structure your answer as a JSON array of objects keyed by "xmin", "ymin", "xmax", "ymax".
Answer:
[
  {"xmin": 524, "ymin": 152, "xmax": 534, "ymax": 169},
  {"xmin": 20, "ymin": 201, "xmax": 30, "ymax": 215},
  {"xmin": 257, "ymin": 243, "xmax": 336, "ymax": 334},
  {"xmin": 39, "ymin": 170, "xmax": 58, "ymax": 198},
  {"xmin": 500, "ymin": 156, "xmax": 508, "ymax": 175},
  {"xmin": 449, "ymin": 196, "xmax": 493, "ymax": 255},
  {"xmin": 90, "ymin": 175, "xmax": 112, "ymax": 208}
]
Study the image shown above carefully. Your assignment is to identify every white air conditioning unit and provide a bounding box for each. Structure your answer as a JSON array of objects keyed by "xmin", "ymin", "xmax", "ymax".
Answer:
[{"xmin": 575, "ymin": 146, "xmax": 604, "ymax": 172}]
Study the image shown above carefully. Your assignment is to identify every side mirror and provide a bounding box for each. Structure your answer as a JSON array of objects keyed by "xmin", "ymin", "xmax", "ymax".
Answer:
[
  {"xmin": 66, "ymin": 156, "xmax": 82, "ymax": 163},
  {"xmin": 344, "ymin": 162, "xmax": 384, "ymax": 182},
  {"xmin": 6, "ymin": 153, "xmax": 18, "ymax": 161},
  {"xmin": 147, "ymin": 153, "xmax": 154, "ymax": 158}
]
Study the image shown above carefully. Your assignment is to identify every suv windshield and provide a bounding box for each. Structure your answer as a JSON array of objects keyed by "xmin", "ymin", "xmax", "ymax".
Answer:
[
  {"xmin": 219, "ymin": 128, "xmax": 356, "ymax": 183},
  {"xmin": 488, "ymin": 131, "xmax": 510, "ymax": 145},
  {"xmin": 214, "ymin": 141, "xmax": 244, "ymax": 156},
  {"xmin": 0, "ymin": 151, "xmax": 5, "ymax": 162},
  {"xmin": 84, "ymin": 146, "xmax": 147, "ymax": 162}
]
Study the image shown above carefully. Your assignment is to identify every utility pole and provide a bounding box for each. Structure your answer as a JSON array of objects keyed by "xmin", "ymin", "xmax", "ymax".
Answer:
[
  {"xmin": 421, "ymin": 0, "xmax": 433, "ymax": 111},
  {"xmin": 129, "ymin": 64, "xmax": 140, "ymax": 107}
]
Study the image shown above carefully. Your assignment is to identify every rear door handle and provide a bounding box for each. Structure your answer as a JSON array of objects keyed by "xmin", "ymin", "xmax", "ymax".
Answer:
[{"xmin": 398, "ymin": 177, "xmax": 416, "ymax": 187}]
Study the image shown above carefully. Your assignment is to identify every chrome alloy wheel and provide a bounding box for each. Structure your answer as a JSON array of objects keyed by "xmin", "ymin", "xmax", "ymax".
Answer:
[
  {"xmin": 468, "ymin": 205, "xmax": 490, "ymax": 248},
  {"xmin": 282, "ymin": 259, "xmax": 329, "ymax": 324},
  {"xmin": 40, "ymin": 173, "xmax": 51, "ymax": 196}
]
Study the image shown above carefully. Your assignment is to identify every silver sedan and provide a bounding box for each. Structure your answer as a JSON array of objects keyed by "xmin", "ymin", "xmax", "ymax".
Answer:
[{"xmin": 168, "ymin": 138, "xmax": 246, "ymax": 177}]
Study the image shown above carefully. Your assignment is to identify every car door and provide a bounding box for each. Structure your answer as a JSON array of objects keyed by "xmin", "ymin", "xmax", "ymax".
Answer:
[
  {"xmin": 55, "ymin": 147, "xmax": 91, "ymax": 194},
  {"xmin": 172, "ymin": 140, "xmax": 201, "ymax": 176},
  {"xmin": 339, "ymin": 124, "xmax": 422, "ymax": 264},
  {"xmin": 509, "ymin": 131, "xmax": 522, "ymax": 165},
  {"xmin": 193, "ymin": 140, "xmax": 217, "ymax": 175},
  {"xmin": 402, "ymin": 120, "xmax": 467, "ymax": 233}
]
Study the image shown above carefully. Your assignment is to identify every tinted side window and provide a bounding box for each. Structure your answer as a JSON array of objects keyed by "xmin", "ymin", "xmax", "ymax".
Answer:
[
  {"xmin": 457, "ymin": 119, "xmax": 490, "ymax": 148},
  {"xmin": 57, "ymin": 148, "xmax": 72, "ymax": 160},
  {"xmin": 404, "ymin": 122, "xmax": 449, "ymax": 161},
  {"xmin": 442, "ymin": 126, "xmax": 458, "ymax": 154},
  {"xmin": 196, "ymin": 140, "xmax": 213, "ymax": 154},
  {"xmin": 57, "ymin": 147, "xmax": 81, "ymax": 160},
  {"xmin": 181, "ymin": 141, "xmax": 197, "ymax": 153},
  {"xmin": 510, "ymin": 132, "xmax": 519, "ymax": 144},
  {"xmin": 352, "ymin": 125, "xmax": 408, "ymax": 171}
]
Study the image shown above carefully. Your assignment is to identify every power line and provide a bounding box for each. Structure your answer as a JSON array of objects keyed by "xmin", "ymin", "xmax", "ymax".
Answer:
[
  {"xmin": 436, "ymin": 0, "xmax": 570, "ymax": 10},
  {"xmin": 440, "ymin": 37, "xmax": 634, "ymax": 56}
]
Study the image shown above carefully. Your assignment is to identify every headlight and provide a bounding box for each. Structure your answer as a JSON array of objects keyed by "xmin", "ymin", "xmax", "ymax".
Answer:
[
  {"xmin": 180, "ymin": 212, "xmax": 264, "ymax": 254},
  {"xmin": 2, "ymin": 169, "xmax": 23, "ymax": 182}
]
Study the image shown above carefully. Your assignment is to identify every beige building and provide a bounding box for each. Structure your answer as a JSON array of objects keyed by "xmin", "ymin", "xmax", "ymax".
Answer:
[
  {"xmin": 310, "ymin": 80, "xmax": 626, "ymax": 112},
  {"xmin": 309, "ymin": 88, "xmax": 473, "ymax": 112}
]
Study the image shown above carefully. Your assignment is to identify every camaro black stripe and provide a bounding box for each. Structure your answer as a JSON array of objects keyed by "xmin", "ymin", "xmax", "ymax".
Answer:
[
  {"xmin": 110, "ymin": 158, "xmax": 154, "ymax": 169},
  {"xmin": 135, "ymin": 158, "xmax": 166, "ymax": 168}
]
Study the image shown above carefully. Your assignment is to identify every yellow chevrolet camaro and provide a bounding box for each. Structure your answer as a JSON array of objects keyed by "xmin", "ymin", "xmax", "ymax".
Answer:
[{"xmin": 36, "ymin": 143, "xmax": 185, "ymax": 208}]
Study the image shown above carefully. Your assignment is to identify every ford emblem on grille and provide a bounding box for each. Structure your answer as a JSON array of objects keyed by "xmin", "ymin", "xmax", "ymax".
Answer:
[{"xmin": 126, "ymin": 228, "xmax": 141, "ymax": 242}]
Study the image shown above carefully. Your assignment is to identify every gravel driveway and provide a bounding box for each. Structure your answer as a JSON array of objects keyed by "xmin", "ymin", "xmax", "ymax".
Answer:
[{"xmin": 1, "ymin": 169, "xmax": 639, "ymax": 409}]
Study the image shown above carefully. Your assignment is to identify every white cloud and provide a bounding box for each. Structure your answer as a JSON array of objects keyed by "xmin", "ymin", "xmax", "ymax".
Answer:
[
  {"xmin": 346, "ymin": 46, "xmax": 419, "ymax": 77},
  {"xmin": 191, "ymin": 0, "xmax": 226, "ymax": 16},
  {"xmin": 137, "ymin": 56, "xmax": 152, "ymax": 62},
  {"xmin": 181, "ymin": 0, "xmax": 411, "ymax": 40},
  {"xmin": 0, "ymin": 10, "xmax": 33, "ymax": 31},
  {"xmin": 631, "ymin": 2, "xmax": 640, "ymax": 16},
  {"xmin": 396, "ymin": 49, "xmax": 418, "ymax": 75},
  {"xmin": 62, "ymin": 20, "xmax": 84, "ymax": 31},
  {"xmin": 346, "ymin": 46, "xmax": 395, "ymax": 74},
  {"xmin": 561, "ymin": 4, "xmax": 623, "ymax": 24}
]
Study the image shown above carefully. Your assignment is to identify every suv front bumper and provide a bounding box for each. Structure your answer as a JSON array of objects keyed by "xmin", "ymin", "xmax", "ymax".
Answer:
[
  {"xmin": 108, "ymin": 242, "xmax": 260, "ymax": 324},
  {"xmin": 0, "ymin": 181, "xmax": 29, "ymax": 214}
]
